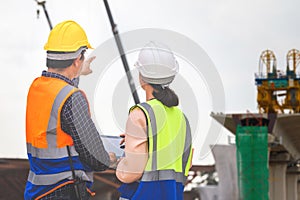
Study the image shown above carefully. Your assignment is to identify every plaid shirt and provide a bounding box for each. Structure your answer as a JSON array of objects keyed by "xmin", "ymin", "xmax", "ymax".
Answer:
[{"xmin": 40, "ymin": 71, "xmax": 110, "ymax": 199}]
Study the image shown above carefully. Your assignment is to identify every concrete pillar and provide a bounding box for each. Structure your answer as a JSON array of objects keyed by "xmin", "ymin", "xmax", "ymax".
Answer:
[
  {"xmin": 211, "ymin": 145, "xmax": 238, "ymax": 200},
  {"xmin": 194, "ymin": 186, "xmax": 218, "ymax": 200},
  {"xmin": 286, "ymin": 172, "xmax": 298, "ymax": 200},
  {"xmin": 298, "ymin": 176, "xmax": 300, "ymax": 200},
  {"xmin": 269, "ymin": 153, "xmax": 290, "ymax": 200}
]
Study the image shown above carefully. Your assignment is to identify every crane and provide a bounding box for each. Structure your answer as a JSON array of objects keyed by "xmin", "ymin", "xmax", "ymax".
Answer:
[
  {"xmin": 256, "ymin": 49, "xmax": 300, "ymax": 113},
  {"xmin": 34, "ymin": 0, "xmax": 53, "ymax": 30}
]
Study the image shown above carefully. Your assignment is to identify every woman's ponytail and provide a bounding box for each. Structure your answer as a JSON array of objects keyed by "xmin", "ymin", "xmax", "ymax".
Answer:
[{"xmin": 150, "ymin": 84, "xmax": 179, "ymax": 107}]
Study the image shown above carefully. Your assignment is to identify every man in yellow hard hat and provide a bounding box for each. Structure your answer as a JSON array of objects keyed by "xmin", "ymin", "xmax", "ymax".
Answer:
[{"xmin": 25, "ymin": 20, "xmax": 116, "ymax": 200}]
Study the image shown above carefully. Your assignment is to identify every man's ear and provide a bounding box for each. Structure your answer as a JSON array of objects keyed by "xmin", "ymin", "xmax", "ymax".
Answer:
[{"xmin": 73, "ymin": 56, "xmax": 82, "ymax": 68}]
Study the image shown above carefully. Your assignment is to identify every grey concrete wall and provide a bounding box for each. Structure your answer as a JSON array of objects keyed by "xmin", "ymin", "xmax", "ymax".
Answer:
[{"xmin": 211, "ymin": 145, "xmax": 238, "ymax": 200}]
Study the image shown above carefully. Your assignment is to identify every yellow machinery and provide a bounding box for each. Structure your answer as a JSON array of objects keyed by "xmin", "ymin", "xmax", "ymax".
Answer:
[{"xmin": 256, "ymin": 49, "xmax": 300, "ymax": 113}]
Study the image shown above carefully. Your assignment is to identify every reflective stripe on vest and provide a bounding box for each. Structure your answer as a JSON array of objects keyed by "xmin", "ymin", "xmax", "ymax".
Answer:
[
  {"xmin": 132, "ymin": 100, "xmax": 192, "ymax": 184},
  {"xmin": 26, "ymin": 77, "xmax": 93, "ymax": 189},
  {"xmin": 28, "ymin": 169, "xmax": 93, "ymax": 185},
  {"xmin": 139, "ymin": 102, "xmax": 157, "ymax": 171},
  {"xmin": 182, "ymin": 114, "xmax": 192, "ymax": 176}
]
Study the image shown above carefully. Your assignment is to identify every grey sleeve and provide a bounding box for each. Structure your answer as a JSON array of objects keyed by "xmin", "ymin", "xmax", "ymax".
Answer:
[{"xmin": 61, "ymin": 91, "xmax": 110, "ymax": 171}]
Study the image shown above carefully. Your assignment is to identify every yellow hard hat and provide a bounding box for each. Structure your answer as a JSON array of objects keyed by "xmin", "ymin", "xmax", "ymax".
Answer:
[{"xmin": 44, "ymin": 20, "xmax": 93, "ymax": 52}]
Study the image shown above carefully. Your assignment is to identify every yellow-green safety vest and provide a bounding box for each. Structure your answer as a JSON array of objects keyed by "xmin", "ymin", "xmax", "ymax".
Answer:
[{"xmin": 131, "ymin": 99, "xmax": 192, "ymax": 184}]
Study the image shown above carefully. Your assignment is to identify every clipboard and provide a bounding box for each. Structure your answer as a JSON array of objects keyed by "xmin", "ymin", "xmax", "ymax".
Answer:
[{"xmin": 100, "ymin": 135, "xmax": 124, "ymax": 158}]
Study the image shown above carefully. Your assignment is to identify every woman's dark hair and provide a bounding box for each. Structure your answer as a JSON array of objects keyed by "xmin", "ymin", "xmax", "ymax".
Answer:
[{"xmin": 150, "ymin": 84, "xmax": 179, "ymax": 107}]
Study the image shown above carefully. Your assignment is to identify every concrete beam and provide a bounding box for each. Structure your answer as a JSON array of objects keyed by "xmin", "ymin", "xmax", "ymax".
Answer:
[
  {"xmin": 272, "ymin": 117, "xmax": 300, "ymax": 160},
  {"xmin": 287, "ymin": 166, "xmax": 300, "ymax": 174},
  {"xmin": 269, "ymin": 152, "xmax": 291, "ymax": 163}
]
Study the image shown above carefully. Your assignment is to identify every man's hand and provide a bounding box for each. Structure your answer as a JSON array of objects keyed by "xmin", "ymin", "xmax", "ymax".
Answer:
[
  {"xmin": 80, "ymin": 56, "xmax": 96, "ymax": 76},
  {"xmin": 109, "ymin": 152, "xmax": 117, "ymax": 169}
]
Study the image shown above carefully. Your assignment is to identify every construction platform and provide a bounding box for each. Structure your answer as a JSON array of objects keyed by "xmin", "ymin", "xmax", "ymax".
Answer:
[{"xmin": 211, "ymin": 112, "xmax": 300, "ymax": 200}]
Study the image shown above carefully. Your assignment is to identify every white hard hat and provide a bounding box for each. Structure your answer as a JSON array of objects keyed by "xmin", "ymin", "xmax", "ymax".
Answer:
[{"xmin": 135, "ymin": 41, "xmax": 179, "ymax": 85}]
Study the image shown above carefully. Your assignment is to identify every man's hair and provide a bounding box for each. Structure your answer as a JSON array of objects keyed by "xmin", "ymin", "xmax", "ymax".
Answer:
[{"xmin": 46, "ymin": 58, "xmax": 74, "ymax": 69}]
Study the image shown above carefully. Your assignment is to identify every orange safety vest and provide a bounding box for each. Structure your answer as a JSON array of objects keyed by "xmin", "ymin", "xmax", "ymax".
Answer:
[{"xmin": 26, "ymin": 76, "xmax": 76, "ymax": 148}]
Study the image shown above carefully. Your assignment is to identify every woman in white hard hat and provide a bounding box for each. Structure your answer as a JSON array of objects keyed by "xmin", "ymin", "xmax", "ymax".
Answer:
[{"xmin": 116, "ymin": 41, "xmax": 193, "ymax": 200}]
